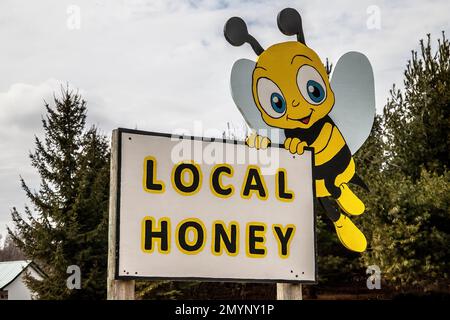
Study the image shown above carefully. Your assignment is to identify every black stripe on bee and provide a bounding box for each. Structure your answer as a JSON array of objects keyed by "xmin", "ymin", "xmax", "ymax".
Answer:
[
  {"xmin": 313, "ymin": 145, "xmax": 352, "ymax": 180},
  {"xmin": 284, "ymin": 115, "xmax": 332, "ymax": 145}
]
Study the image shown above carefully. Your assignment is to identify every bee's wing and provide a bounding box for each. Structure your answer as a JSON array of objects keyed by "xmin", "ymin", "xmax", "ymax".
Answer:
[
  {"xmin": 230, "ymin": 58, "xmax": 286, "ymax": 145},
  {"xmin": 329, "ymin": 51, "xmax": 376, "ymax": 154}
]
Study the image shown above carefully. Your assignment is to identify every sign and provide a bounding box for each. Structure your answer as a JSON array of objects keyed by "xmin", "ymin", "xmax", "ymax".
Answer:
[{"xmin": 114, "ymin": 128, "xmax": 317, "ymax": 283}]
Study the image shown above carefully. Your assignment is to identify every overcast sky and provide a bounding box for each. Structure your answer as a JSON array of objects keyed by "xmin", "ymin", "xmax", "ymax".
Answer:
[{"xmin": 0, "ymin": 0, "xmax": 449, "ymax": 240}]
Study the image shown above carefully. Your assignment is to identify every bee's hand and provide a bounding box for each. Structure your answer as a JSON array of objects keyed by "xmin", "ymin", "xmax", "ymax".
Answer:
[
  {"xmin": 284, "ymin": 137, "xmax": 308, "ymax": 155},
  {"xmin": 245, "ymin": 133, "xmax": 271, "ymax": 150}
]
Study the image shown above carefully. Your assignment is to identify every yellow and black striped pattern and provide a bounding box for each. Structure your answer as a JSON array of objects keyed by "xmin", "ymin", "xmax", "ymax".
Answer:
[{"xmin": 245, "ymin": 41, "xmax": 368, "ymax": 252}]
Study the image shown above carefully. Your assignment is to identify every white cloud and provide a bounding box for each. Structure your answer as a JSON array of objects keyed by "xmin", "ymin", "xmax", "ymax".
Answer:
[
  {"xmin": 0, "ymin": 0, "xmax": 449, "ymax": 237},
  {"xmin": 0, "ymin": 80, "xmax": 59, "ymax": 237},
  {"xmin": 0, "ymin": 79, "xmax": 109, "ymax": 237}
]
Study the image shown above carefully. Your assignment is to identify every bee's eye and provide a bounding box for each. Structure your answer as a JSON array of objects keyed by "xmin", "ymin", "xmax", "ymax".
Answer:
[
  {"xmin": 270, "ymin": 93, "xmax": 286, "ymax": 114},
  {"xmin": 306, "ymin": 80, "xmax": 325, "ymax": 103},
  {"xmin": 256, "ymin": 78, "xmax": 286, "ymax": 119},
  {"xmin": 297, "ymin": 65, "xmax": 327, "ymax": 105}
]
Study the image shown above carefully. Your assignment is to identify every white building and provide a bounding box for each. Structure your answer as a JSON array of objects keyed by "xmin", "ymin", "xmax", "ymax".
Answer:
[{"xmin": 0, "ymin": 260, "xmax": 44, "ymax": 300}]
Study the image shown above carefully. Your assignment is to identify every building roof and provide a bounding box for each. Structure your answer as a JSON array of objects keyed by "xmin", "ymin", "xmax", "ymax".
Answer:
[{"xmin": 0, "ymin": 260, "xmax": 32, "ymax": 290}]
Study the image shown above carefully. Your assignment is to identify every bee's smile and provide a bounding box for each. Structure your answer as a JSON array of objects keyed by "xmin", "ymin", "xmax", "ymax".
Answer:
[{"xmin": 287, "ymin": 110, "xmax": 314, "ymax": 124}]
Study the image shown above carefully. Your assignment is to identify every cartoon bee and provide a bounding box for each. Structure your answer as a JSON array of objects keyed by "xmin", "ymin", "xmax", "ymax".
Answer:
[{"xmin": 224, "ymin": 8, "xmax": 375, "ymax": 252}]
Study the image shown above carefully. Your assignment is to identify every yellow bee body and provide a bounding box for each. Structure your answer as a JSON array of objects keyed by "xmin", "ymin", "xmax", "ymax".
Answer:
[
  {"xmin": 225, "ymin": 8, "xmax": 373, "ymax": 252},
  {"xmin": 251, "ymin": 41, "xmax": 366, "ymax": 219},
  {"xmin": 285, "ymin": 115, "xmax": 354, "ymax": 198}
]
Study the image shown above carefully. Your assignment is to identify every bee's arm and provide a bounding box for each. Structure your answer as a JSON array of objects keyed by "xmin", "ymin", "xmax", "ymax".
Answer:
[
  {"xmin": 245, "ymin": 132, "xmax": 270, "ymax": 149},
  {"xmin": 310, "ymin": 122, "xmax": 333, "ymax": 154}
]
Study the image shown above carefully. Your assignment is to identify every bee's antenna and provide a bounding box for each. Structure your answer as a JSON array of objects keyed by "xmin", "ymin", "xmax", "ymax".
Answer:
[
  {"xmin": 277, "ymin": 8, "xmax": 306, "ymax": 45},
  {"xmin": 224, "ymin": 17, "xmax": 264, "ymax": 56}
]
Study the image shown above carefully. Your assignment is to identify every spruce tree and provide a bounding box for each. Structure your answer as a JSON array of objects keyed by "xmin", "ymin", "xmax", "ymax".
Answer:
[
  {"xmin": 8, "ymin": 87, "xmax": 110, "ymax": 299},
  {"xmin": 383, "ymin": 32, "xmax": 449, "ymax": 179},
  {"xmin": 361, "ymin": 33, "xmax": 450, "ymax": 292}
]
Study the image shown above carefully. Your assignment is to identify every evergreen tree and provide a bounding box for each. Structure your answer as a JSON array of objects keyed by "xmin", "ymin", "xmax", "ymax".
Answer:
[
  {"xmin": 361, "ymin": 33, "xmax": 450, "ymax": 292},
  {"xmin": 383, "ymin": 32, "xmax": 449, "ymax": 179},
  {"xmin": 8, "ymin": 87, "xmax": 110, "ymax": 299},
  {"xmin": 355, "ymin": 116, "xmax": 389, "ymax": 247},
  {"xmin": 0, "ymin": 233, "xmax": 25, "ymax": 261}
]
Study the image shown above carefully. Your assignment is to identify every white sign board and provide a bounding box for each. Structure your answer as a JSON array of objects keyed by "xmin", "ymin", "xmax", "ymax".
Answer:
[{"xmin": 115, "ymin": 128, "xmax": 317, "ymax": 283}]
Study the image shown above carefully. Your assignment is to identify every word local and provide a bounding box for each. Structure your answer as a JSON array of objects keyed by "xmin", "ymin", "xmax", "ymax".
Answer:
[{"xmin": 143, "ymin": 156, "xmax": 295, "ymax": 201}]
